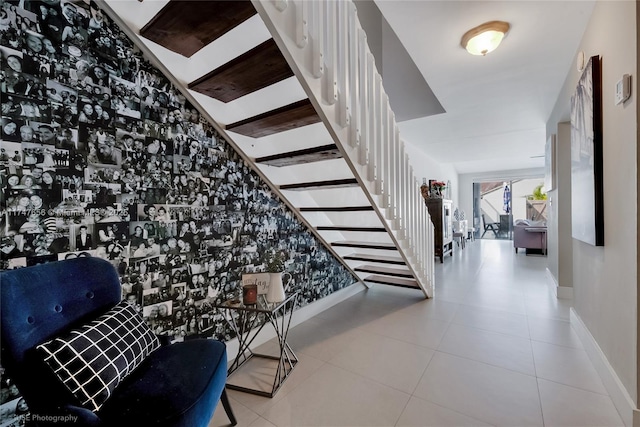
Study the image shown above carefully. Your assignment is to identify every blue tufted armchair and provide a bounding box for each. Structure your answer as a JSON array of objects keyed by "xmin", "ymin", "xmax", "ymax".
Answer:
[{"xmin": 0, "ymin": 257, "xmax": 236, "ymax": 426}]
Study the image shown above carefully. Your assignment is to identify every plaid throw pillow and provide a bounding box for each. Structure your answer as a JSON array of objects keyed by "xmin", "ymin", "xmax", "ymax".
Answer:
[{"xmin": 37, "ymin": 301, "xmax": 160, "ymax": 412}]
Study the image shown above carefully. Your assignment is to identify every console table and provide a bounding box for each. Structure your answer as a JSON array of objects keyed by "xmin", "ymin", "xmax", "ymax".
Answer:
[
  {"xmin": 425, "ymin": 198, "xmax": 453, "ymax": 263},
  {"xmin": 213, "ymin": 293, "xmax": 298, "ymax": 397}
]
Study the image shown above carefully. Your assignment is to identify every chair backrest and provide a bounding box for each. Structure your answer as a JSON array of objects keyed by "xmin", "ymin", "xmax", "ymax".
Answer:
[{"xmin": 0, "ymin": 257, "xmax": 121, "ymax": 410}]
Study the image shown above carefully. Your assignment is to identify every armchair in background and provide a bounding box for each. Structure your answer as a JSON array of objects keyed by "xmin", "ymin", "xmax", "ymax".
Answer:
[
  {"xmin": 513, "ymin": 219, "xmax": 547, "ymax": 254},
  {"xmin": 481, "ymin": 214, "xmax": 500, "ymax": 238},
  {"xmin": 0, "ymin": 257, "xmax": 237, "ymax": 427}
]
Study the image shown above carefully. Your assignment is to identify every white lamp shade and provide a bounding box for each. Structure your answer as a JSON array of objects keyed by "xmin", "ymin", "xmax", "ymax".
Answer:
[
  {"xmin": 465, "ymin": 31, "xmax": 505, "ymax": 55},
  {"xmin": 461, "ymin": 21, "xmax": 510, "ymax": 56}
]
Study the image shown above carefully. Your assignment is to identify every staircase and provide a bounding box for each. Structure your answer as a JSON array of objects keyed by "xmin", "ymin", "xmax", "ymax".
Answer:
[{"xmin": 103, "ymin": 0, "xmax": 435, "ymax": 298}]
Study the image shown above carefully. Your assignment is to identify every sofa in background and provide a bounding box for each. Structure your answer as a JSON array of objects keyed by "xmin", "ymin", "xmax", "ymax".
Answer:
[{"xmin": 513, "ymin": 219, "xmax": 547, "ymax": 254}]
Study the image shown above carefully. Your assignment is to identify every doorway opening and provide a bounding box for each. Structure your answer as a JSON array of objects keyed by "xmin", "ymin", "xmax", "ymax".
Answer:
[{"xmin": 473, "ymin": 178, "xmax": 547, "ymax": 240}]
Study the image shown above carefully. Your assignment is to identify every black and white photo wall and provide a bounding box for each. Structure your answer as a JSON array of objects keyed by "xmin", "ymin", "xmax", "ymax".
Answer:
[{"xmin": 0, "ymin": 0, "xmax": 357, "ymax": 346}]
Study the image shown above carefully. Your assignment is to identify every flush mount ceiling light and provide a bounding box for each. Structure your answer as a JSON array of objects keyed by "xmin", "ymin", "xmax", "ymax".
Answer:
[{"xmin": 461, "ymin": 21, "xmax": 510, "ymax": 56}]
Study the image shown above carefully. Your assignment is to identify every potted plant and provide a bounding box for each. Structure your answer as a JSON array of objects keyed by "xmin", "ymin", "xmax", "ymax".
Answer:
[
  {"xmin": 526, "ymin": 184, "xmax": 548, "ymax": 222},
  {"xmin": 266, "ymin": 251, "xmax": 286, "ymax": 303},
  {"xmin": 430, "ymin": 181, "xmax": 447, "ymax": 198},
  {"xmin": 529, "ymin": 184, "xmax": 548, "ymax": 200}
]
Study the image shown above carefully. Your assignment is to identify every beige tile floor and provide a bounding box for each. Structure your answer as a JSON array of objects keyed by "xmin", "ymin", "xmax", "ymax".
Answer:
[{"xmin": 210, "ymin": 239, "xmax": 625, "ymax": 427}]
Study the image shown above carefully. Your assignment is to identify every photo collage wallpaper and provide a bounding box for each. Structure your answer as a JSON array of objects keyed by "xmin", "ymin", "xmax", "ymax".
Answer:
[{"xmin": 0, "ymin": 0, "xmax": 357, "ymax": 422}]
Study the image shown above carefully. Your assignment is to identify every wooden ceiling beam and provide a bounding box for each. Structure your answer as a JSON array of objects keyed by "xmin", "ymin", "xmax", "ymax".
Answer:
[
  {"xmin": 140, "ymin": 1, "xmax": 256, "ymax": 57},
  {"xmin": 226, "ymin": 99, "xmax": 321, "ymax": 138},
  {"xmin": 189, "ymin": 39, "xmax": 294, "ymax": 103}
]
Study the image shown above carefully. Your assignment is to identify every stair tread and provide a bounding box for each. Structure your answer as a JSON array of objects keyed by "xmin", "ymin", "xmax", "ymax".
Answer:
[
  {"xmin": 363, "ymin": 275, "xmax": 421, "ymax": 289},
  {"xmin": 280, "ymin": 178, "xmax": 358, "ymax": 191},
  {"xmin": 140, "ymin": 1, "xmax": 257, "ymax": 58},
  {"xmin": 226, "ymin": 99, "xmax": 321, "ymax": 138},
  {"xmin": 344, "ymin": 253, "xmax": 406, "ymax": 265},
  {"xmin": 189, "ymin": 39, "xmax": 294, "ymax": 103},
  {"xmin": 354, "ymin": 265, "xmax": 413, "ymax": 277},
  {"xmin": 256, "ymin": 144, "xmax": 342, "ymax": 167},
  {"xmin": 299, "ymin": 206, "xmax": 374, "ymax": 212},
  {"xmin": 332, "ymin": 241, "xmax": 397, "ymax": 250},
  {"xmin": 317, "ymin": 226, "xmax": 386, "ymax": 232}
]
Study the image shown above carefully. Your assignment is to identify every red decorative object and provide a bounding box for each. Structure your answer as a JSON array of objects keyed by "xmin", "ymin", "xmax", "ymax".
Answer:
[{"xmin": 242, "ymin": 284, "xmax": 258, "ymax": 305}]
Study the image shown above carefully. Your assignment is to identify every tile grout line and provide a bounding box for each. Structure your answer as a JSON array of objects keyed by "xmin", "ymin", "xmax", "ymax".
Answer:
[{"xmin": 527, "ymin": 311, "xmax": 547, "ymax": 427}]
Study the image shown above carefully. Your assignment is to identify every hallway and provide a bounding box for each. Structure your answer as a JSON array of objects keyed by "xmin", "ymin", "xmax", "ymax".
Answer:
[{"xmin": 211, "ymin": 240, "xmax": 624, "ymax": 426}]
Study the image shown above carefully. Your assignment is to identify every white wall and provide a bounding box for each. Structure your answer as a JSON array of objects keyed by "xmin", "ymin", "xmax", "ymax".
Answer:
[
  {"xmin": 404, "ymin": 141, "xmax": 459, "ymax": 206},
  {"xmin": 546, "ymin": 122, "xmax": 574, "ymax": 292},
  {"xmin": 353, "ymin": 1, "xmax": 444, "ymax": 123},
  {"xmin": 546, "ymin": 0, "xmax": 638, "ymax": 416}
]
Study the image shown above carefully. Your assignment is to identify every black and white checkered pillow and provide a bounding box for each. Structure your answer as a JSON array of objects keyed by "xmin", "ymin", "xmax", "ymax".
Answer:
[{"xmin": 37, "ymin": 301, "xmax": 160, "ymax": 412}]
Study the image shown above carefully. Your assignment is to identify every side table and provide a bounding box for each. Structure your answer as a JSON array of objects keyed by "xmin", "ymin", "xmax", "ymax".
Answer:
[{"xmin": 213, "ymin": 292, "xmax": 298, "ymax": 398}]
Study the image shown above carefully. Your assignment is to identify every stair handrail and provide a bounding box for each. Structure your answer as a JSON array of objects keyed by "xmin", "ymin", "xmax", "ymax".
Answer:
[{"xmin": 253, "ymin": 0, "xmax": 435, "ymax": 297}]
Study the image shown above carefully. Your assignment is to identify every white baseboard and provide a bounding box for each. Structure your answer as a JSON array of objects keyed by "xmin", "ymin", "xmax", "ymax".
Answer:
[
  {"xmin": 570, "ymin": 308, "xmax": 637, "ymax": 426},
  {"xmin": 225, "ymin": 282, "xmax": 366, "ymax": 358},
  {"xmin": 546, "ymin": 268, "xmax": 573, "ymax": 299},
  {"xmin": 556, "ymin": 286, "xmax": 573, "ymax": 299}
]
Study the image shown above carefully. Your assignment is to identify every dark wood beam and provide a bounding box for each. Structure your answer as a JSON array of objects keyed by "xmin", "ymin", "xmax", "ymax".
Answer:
[
  {"xmin": 343, "ymin": 253, "xmax": 406, "ymax": 265},
  {"xmin": 354, "ymin": 265, "xmax": 413, "ymax": 278},
  {"xmin": 299, "ymin": 206, "xmax": 374, "ymax": 212},
  {"xmin": 189, "ymin": 39, "xmax": 294, "ymax": 103},
  {"xmin": 226, "ymin": 99, "xmax": 321, "ymax": 138},
  {"xmin": 140, "ymin": 1, "xmax": 256, "ymax": 57},
  {"xmin": 363, "ymin": 275, "xmax": 420, "ymax": 289},
  {"xmin": 279, "ymin": 178, "xmax": 358, "ymax": 191},
  {"xmin": 331, "ymin": 241, "xmax": 397, "ymax": 250},
  {"xmin": 255, "ymin": 144, "xmax": 342, "ymax": 167},
  {"xmin": 316, "ymin": 226, "xmax": 386, "ymax": 232}
]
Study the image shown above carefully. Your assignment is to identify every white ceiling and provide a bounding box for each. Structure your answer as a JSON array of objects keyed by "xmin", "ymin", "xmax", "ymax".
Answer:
[
  {"xmin": 108, "ymin": 0, "xmax": 595, "ymax": 177},
  {"xmin": 374, "ymin": 0, "xmax": 595, "ymax": 174}
]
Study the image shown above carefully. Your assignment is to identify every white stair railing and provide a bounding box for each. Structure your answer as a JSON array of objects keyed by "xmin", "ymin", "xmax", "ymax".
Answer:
[{"xmin": 253, "ymin": 0, "xmax": 435, "ymax": 298}]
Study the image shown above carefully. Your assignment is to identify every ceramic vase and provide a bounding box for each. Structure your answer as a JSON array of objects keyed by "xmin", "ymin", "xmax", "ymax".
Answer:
[{"xmin": 267, "ymin": 272, "xmax": 286, "ymax": 303}]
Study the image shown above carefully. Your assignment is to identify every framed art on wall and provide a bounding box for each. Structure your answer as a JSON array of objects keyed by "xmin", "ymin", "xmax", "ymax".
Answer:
[{"xmin": 570, "ymin": 55, "xmax": 604, "ymax": 246}]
